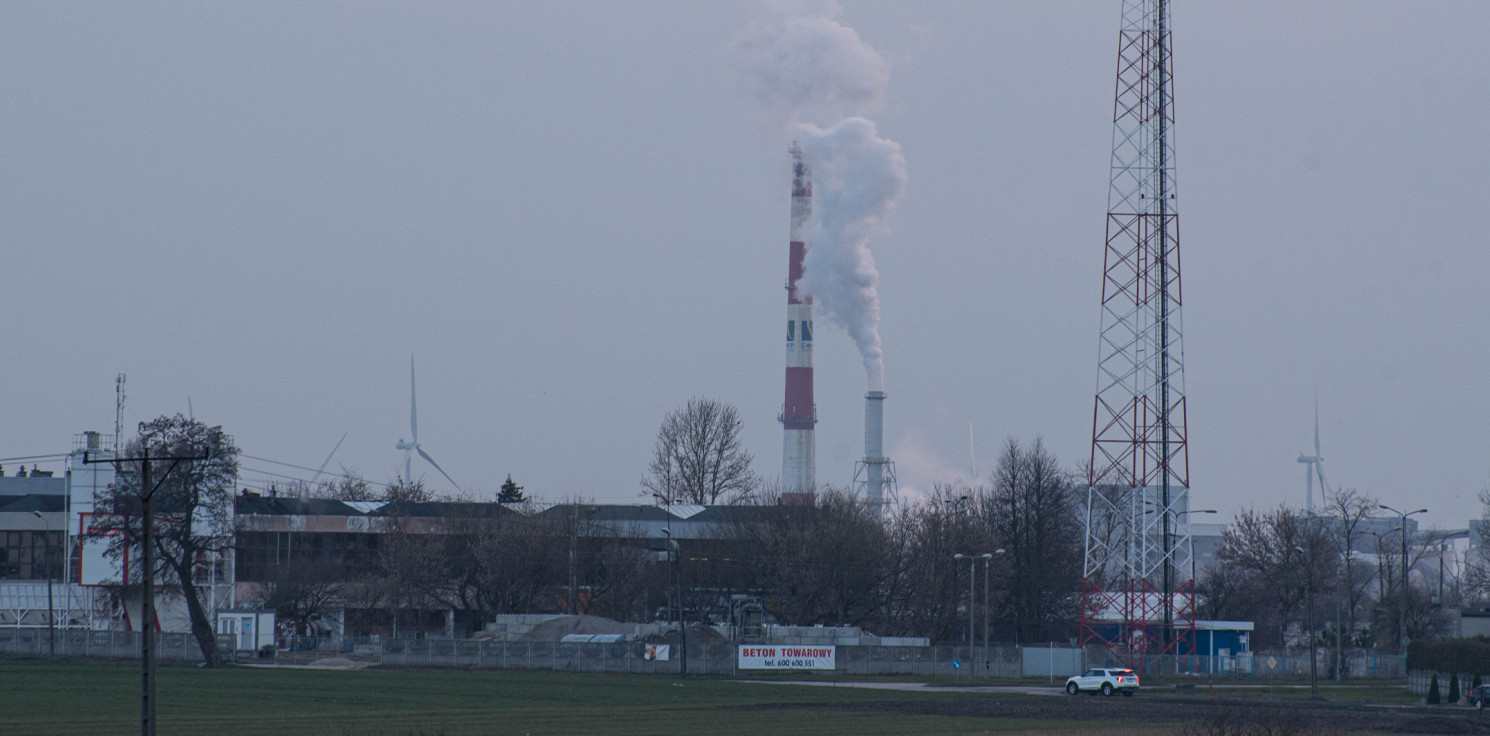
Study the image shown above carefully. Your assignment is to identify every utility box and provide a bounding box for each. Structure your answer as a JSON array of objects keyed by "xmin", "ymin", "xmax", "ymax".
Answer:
[{"xmin": 216, "ymin": 609, "xmax": 275, "ymax": 652}]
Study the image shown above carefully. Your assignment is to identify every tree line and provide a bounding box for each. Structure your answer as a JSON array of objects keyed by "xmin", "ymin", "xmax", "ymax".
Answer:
[
  {"xmin": 241, "ymin": 435, "xmax": 1087, "ymax": 648},
  {"xmin": 96, "ymin": 401, "xmax": 1485, "ymax": 668}
]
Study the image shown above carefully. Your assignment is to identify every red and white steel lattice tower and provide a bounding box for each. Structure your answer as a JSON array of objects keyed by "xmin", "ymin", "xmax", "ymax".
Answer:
[
  {"xmin": 1080, "ymin": 0, "xmax": 1196, "ymax": 672},
  {"xmin": 780, "ymin": 144, "xmax": 817, "ymax": 495}
]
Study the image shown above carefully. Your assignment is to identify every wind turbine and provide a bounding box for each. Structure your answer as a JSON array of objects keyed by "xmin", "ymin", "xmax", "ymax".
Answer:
[
  {"xmin": 309, "ymin": 433, "xmax": 348, "ymax": 487},
  {"xmin": 1296, "ymin": 398, "xmax": 1328, "ymax": 512},
  {"xmin": 395, "ymin": 356, "xmax": 462, "ymax": 493}
]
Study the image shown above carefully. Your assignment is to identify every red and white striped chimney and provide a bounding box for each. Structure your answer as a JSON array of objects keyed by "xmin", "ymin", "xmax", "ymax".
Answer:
[{"xmin": 781, "ymin": 144, "xmax": 816, "ymax": 496}]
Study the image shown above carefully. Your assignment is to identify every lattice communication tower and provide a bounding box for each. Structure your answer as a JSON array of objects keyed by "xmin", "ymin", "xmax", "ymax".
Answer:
[{"xmin": 1080, "ymin": 0, "xmax": 1195, "ymax": 672}]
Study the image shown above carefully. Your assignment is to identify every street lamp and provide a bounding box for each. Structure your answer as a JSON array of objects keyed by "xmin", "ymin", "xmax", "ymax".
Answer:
[
  {"xmin": 954, "ymin": 553, "xmax": 975, "ymax": 679},
  {"xmin": 654, "ymin": 493, "xmax": 686, "ymax": 677},
  {"xmin": 981, "ymin": 549, "xmax": 1004, "ymax": 678},
  {"xmin": 953, "ymin": 550, "xmax": 1004, "ymax": 679},
  {"xmin": 1293, "ymin": 544, "xmax": 1318, "ymax": 700},
  {"xmin": 1176, "ymin": 509, "xmax": 1215, "ymax": 675},
  {"xmin": 1379, "ymin": 504, "xmax": 1427, "ymax": 650},
  {"xmin": 32, "ymin": 510, "xmax": 55, "ymax": 657}
]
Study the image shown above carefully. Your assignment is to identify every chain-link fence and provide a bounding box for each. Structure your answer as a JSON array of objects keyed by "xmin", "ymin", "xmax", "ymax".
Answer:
[
  {"xmin": 0, "ymin": 629, "xmax": 235, "ymax": 661},
  {"xmin": 0, "ymin": 629, "xmax": 1409, "ymax": 683},
  {"xmin": 381, "ymin": 639, "xmax": 741, "ymax": 675}
]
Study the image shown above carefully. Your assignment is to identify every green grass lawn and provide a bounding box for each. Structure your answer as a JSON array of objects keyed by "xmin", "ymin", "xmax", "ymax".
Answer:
[{"xmin": 0, "ymin": 659, "xmax": 1149, "ymax": 736}]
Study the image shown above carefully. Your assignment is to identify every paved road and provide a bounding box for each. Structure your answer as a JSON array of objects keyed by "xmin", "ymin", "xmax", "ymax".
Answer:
[{"xmin": 741, "ymin": 680, "xmax": 1065, "ymax": 696}]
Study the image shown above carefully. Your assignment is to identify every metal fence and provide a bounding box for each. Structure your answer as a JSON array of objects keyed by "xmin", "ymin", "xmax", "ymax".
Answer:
[
  {"xmin": 0, "ymin": 629, "xmax": 1409, "ymax": 683},
  {"xmin": 381, "ymin": 639, "xmax": 741, "ymax": 675},
  {"xmin": 1081, "ymin": 651, "xmax": 1406, "ymax": 680},
  {"xmin": 376, "ymin": 640, "xmax": 1409, "ymax": 681},
  {"xmin": 0, "ymin": 629, "xmax": 235, "ymax": 661}
]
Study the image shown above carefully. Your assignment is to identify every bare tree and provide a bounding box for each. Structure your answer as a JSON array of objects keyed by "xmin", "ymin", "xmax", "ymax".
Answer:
[
  {"xmin": 307, "ymin": 470, "xmax": 378, "ymax": 502},
  {"xmin": 99, "ymin": 414, "xmax": 239, "ymax": 667},
  {"xmin": 1195, "ymin": 562, "xmax": 1252, "ymax": 622},
  {"xmin": 1369, "ymin": 525, "xmax": 1451, "ymax": 647},
  {"xmin": 766, "ymin": 488, "xmax": 889, "ymax": 626},
  {"xmin": 1218, "ymin": 506, "xmax": 1339, "ymax": 648},
  {"xmin": 875, "ymin": 488, "xmax": 978, "ymax": 640},
  {"xmin": 467, "ymin": 506, "xmax": 567, "ymax": 615},
  {"xmin": 1324, "ymin": 487, "xmax": 1379, "ymax": 643},
  {"xmin": 256, "ymin": 559, "xmax": 346, "ymax": 638},
  {"xmin": 1462, "ymin": 484, "xmax": 1490, "ymax": 607},
  {"xmin": 385, "ymin": 478, "xmax": 435, "ymax": 503},
  {"xmin": 641, "ymin": 397, "xmax": 759, "ymax": 505},
  {"xmin": 979, "ymin": 438, "xmax": 1082, "ymax": 643}
]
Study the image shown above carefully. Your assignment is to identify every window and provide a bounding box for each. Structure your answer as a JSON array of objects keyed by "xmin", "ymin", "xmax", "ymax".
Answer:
[{"xmin": 0, "ymin": 531, "xmax": 62, "ymax": 580}]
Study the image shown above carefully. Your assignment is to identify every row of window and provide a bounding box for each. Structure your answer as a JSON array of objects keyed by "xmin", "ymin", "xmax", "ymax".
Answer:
[
  {"xmin": 0, "ymin": 531, "xmax": 64, "ymax": 580},
  {"xmin": 235, "ymin": 531, "xmax": 383, "ymax": 582}
]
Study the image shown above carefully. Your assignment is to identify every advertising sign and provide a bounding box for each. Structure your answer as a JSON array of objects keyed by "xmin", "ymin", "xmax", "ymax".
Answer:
[{"xmin": 738, "ymin": 645, "xmax": 835, "ymax": 671}]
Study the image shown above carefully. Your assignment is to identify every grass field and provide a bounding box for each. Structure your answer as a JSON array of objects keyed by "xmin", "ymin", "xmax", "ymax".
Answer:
[{"xmin": 0, "ymin": 659, "xmax": 1164, "ymax": 736}]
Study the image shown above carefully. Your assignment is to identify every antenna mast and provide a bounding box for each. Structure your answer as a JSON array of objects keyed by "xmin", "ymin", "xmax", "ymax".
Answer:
[
  {"xmin": 1080, "ymin": 0, "xmax": 1195, "ymax": 673},
  {"xmin": 115, "ymin": 373, "xmax": 127, "ymax": 446}
]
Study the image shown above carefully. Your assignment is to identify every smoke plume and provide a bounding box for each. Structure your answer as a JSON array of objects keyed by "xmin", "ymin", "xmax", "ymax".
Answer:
[
  {"xmin": 730, "ymin": 1, "xmax": 905, "ymax": 391},
  {"xmin": 796, "ymin": 118, "xmax": 905, "ymax": 391},
  {"xmin": 728, "ymin": 1, "xmax": 889, "ymax": 125}
]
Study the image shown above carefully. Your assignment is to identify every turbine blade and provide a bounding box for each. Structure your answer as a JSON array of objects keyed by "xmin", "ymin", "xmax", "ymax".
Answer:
[
  {"xmin": 1316, "ymin": 464, "xmax": 1328, "ymax": 497},
  {"xmin": 311, "ymin": 433, "xmax": 349, "ymax": 486},
  {"xmin": 417, "ymin": 447, "xmax": 461, "ymax": 492},
  {"xmin": 410, "ymin": 355, "xmax": 419, "ymax": 443}
]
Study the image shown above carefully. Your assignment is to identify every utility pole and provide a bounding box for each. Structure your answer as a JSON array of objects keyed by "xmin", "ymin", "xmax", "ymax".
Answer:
[{"xmin": 85, "ymin": 446, "xmax": 206, "ymax": 736}]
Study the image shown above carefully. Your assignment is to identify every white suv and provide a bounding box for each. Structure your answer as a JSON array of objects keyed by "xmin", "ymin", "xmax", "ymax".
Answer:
[{"xmin": 1065, "ymin": 667, "xmax": 1139, "ymax": 696}]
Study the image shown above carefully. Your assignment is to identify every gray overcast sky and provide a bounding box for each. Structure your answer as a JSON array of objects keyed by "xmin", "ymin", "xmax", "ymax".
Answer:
[{"xmin": 3, "ymin": 2, "xmax": 1486, "ymax": 530}]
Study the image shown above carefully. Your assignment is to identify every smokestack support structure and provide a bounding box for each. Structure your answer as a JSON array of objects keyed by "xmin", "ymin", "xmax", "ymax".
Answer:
[
  {"xmin": 853, "ymin": 390, "xmax": 896, "ymax": 509},
  {"xmin": 780, "ymin": 144, "xmax": 817, "ymax": 496}
]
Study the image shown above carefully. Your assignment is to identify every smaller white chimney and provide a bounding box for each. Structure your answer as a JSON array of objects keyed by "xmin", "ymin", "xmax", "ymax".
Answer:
[{"xmin": 864, "ymin": 391, "xmax": 886, "ymax": 506}]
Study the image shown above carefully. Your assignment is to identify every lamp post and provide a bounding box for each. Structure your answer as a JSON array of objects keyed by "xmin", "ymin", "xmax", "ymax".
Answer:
[
  {"xmin": 954, "ymin": 553, "xmax": 975, "ymax": 679},
  {"xmin": 1380, "ymin": 505, "xmax": 1427, "ymax": 650},
  {"xmin": 981, "ymin": 550, "xmax": 1004, "ymax": 678},
  {"xmin": 32, "ymin": 510, "xmax": 55, "ymax": 657},
  {"xmin": 1176, "ymin": 509, "xmax": 1215, "ymax": 675},
  {"xmin": 654, "ymin": 493, "xmax": 685, "ymax": 677},
  {"xmin": 1293, "ymin": 544, "xmax": 1317, "ymax": 700}
]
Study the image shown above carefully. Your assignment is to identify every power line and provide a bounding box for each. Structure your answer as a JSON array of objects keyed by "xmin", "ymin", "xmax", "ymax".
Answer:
[
  {"xmin": 0, "ymin": 453, "xmax": 70, "ymax": 464},
  {"xmin": 238, "ymin": 454, "xmax": 394, "ymax": 489}
]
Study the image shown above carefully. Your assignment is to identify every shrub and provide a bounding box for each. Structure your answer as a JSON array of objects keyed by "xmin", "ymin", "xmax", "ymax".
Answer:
[
  {"xmin": 1428, "ymin": 673, "xmax": 1441, "ymax": 705},
  {"xmin": 1408, "ymin": 637, "xmax": 1490, "ymax": 674},
  {"xmin": 1449, "ymin": 673, "xmax": 1461, "ymax": 703}
]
